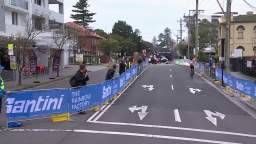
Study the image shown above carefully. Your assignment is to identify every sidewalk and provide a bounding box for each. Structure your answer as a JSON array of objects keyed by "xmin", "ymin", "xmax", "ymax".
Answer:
[{"xmin": 6, "ymin": 65, "xmax": 107, "ymax": 91}]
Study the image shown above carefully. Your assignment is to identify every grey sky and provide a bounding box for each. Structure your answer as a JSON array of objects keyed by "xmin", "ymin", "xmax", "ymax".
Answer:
[{"xmin": 64, "ymin": 0, "xmax": 256, "ymax": 41}]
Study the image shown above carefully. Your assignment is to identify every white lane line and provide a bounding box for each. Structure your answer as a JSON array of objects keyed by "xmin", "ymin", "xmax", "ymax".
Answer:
[
  {"xmin": 174, "ymin": 109, "xmax": 182, "ymax": 122},
  {"xmin": 170, "ymin": 69, "xmax": 172, "ymax": 72},
  {"xmin": 89, "ymin": 121, "xmax": 256, "ymax": 138},
  {"xmin": 91, "ymin": 66, "xmax": 149, "ymax": 122},
  {"xmin": 86, "ymin": 105, "xmax": 107, "ymax": 122},
  {"xmin": 8, "ymin": 129, "xmax": 242, "ymax": 144},
  {"xmin": 170, "ymin": 74, "xmax": 173, "ymax": 78},
  {"xmin": 171, "ymin": 85, "xmax": 174, "ymax": 91}
]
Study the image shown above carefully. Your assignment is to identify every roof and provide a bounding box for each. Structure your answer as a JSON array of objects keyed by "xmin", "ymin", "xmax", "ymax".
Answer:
[
  {"xmin": 66, "ymin": 22, "xmax": 103, "ymax": 39},
  {"xmin": 233, "ymin": 14, "xmax": 256, "ymax": 23}
]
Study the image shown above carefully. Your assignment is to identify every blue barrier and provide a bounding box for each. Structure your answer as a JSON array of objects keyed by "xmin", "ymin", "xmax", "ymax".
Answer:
[
  {"xmin": 215, "ymin": 68, "xmax": 256, "ymax": 98},
  {"xmin": 6, "ymin": 64, "xmax": 141, "ymax": 121}
]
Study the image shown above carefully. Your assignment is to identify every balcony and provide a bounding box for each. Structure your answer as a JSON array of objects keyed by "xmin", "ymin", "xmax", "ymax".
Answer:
[
  {"xmin": 32, "ymin": 4, "xmax": 64, "ymax": 24},
  {"xmin": 4, "ymin": 0, "xmax": 29, "ymax": 13}
]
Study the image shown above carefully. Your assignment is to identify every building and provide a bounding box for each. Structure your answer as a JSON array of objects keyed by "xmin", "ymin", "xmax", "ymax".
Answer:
[
  {"xmin": 218, "ymin": 13, "xmax": 256, "ymax": 58},
  {"xmin": 0, "ymin": 0, "xmax": 65, "ymax": 79},
  {"xmin": 66, "ymin": 22, "xmax": 103, "ymax": 64}
]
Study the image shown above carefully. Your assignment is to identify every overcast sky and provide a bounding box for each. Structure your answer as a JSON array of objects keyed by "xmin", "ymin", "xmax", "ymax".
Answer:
[{"xmin": 64, "ymin": 0, "xmax": 256, "ymax": 41}]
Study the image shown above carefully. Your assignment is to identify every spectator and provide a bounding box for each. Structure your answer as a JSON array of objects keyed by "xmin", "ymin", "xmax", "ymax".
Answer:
[
  {"xmin": 105, "ymin": 64, "xmax": 117, "ymax": 80},
  {"xmin": 0, "ymin": 66, "xmax": 5, "ymax": 114},
  {"xmin": 119, "ymin": 60, "xmax": 126, "ymax": 75},
  {"xmin": 69, "ymin": 64, "xmax": 90, "ymax": 87}
]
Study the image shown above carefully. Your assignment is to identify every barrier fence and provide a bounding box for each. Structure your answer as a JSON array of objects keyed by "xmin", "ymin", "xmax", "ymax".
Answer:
[
  {"xmin": 175, "ymin": 59, "xmax": 256, "ymax": 98},
  {"xmin": 6, "ymin": 63, "xmax": 146, "ymax": 122}
]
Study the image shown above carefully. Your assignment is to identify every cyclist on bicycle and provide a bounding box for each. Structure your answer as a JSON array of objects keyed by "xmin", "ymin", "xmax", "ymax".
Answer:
[{"xmin": 190, "ymin": 62, "xmax": 195, "ymax": 79}]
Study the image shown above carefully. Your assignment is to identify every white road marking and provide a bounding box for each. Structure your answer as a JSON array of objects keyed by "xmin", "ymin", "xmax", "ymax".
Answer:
[
  {"xmin": 171, "ymin": 85, "xmax": 174, "ymax": 91},
  {"xmin": 170, "ymin": 69, "xmax": 172, "ymax": 72},
  {"xmin": 91, "ymin": 66, "xmax": 149, "ymax": 122},
  {"xmin": 204, "ymin": 110, "xmax": 226, "ymax": 127},
  {"xmin": 189, "ymin": 88, "xmax": 202, "ymax": 94},
  {"xmin": 86, "ymin": 105, "xmax": 107, "ymax": 122},
  {"xmin": 88, "ymin": 121, "xmax": 256, "ymax": 138},
  {"xmin": 142, "ymin": 85, "xmax": 154, "ymax": 91},
  {"xmin": 8, "ymin": 129, "xmax": 242, "ymax": 144},
  {"xmin": 174, "ymin": 109, "xmax": 182, "ymax": 122},
  {"xmin": 170, "ymin": 74, "xmax": 173, "ymax": 78}
]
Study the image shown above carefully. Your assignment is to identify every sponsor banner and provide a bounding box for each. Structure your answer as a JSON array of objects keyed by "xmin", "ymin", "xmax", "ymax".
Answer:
[
  {"xmin": 6, "ymin": 64, "xmax": 145, "ymax": 120},
  {"xmin": 7, "ymin": 89, "xmax": 70, "ymax": 119},
  {"xmin": 215, "ymin": 68, "xmax": 256, "ymax": 98}
]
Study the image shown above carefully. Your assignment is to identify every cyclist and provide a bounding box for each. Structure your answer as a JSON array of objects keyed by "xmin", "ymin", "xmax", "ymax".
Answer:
[{"xmin": 190, "ymin": 62, "xmax": 195, "ymax": 79}]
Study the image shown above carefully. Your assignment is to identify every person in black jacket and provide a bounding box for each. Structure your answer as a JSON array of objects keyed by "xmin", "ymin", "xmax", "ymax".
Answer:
[
  {"xmin": 105, "ymin": 64, "xmax": 117, "ymax": 80},
  {"xmin": 70, "ymin": 64, "xmax": 89, "ymax": 87},
  {"xmin": 119, "ymin": 60, "xmax": 126, "ymax": 75}
]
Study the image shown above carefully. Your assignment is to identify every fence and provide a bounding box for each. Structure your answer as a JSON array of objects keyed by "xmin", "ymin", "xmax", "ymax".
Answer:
[
  {"xmin": 175, "ymin": 59, "xmax": 256, "ymax": 98},
  {"xmin": 5, "ymin": 63, "xmax": 146, "ymax": 122}
]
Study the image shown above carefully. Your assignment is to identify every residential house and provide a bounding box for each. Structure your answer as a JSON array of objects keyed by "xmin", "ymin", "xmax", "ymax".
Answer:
[
  {"xmin": 66, "ymin": 22, "xmax": 103, "ymax": 64},
  {"xmin": 218, "ymin": 13, "xmax": 256, "ymax": 58}
]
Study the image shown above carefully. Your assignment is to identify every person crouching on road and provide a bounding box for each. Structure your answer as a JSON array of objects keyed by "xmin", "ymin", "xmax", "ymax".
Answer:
[
  {"xmin": 69, "ymin": 64, "xmax": 90, "ymax": 87},
  {"xmin": 119, "ymin": 60, "xmax": 126, "ymax": 75},
  {"xmin": 105, "ymin": 64, "xmax": 117, "ymax": 80}
]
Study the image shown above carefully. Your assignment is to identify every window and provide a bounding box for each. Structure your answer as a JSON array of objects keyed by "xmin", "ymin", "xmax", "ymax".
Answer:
[
  {"xmin": 237, "ymin": 25, "xmax": 245, "ymax": 39},
  {"xmin": 34, "ymin": 0, "xmax": 42, "ymax": 6},
  {"xmin": 12, "ymin": 12, "xmax": 18, "ymax": 25}
]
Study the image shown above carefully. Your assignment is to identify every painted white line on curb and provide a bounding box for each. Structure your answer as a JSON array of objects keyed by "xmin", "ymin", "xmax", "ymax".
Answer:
[
  {"xmin": 89, "ymin": 121, "xmax": 256, "ymax": 138},
  {"xmin": 174, "ymin": 109, "xmax": 182, "ymax": 122},
  {"xmin": 91, "ymin": 66, "xmax": 149, "ymax": 122},
  {"xmin": 8, "ymin": 129, "xmax": 241, "ymax": 144}
]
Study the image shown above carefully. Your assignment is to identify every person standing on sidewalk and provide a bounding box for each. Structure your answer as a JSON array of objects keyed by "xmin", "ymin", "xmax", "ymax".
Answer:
[
  {"xmin": 119, "ymin": 60, "xmax": 126, "ymax": 75},
  {"xmin": 69, "ymin": 64, "xmax": 90, "ymax": 87},
  {"xmin": 0, "ymin": 67, "xmax": 5, "ymax": 114},
  {"xmin": 105, "ymin": 64, "xmax": 117, "ymax": 80}
]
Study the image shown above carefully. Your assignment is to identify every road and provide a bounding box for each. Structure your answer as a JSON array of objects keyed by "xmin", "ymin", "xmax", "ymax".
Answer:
[{"xmin": 1, "ymin": 64, "xmax": 256, "ymax": 144}]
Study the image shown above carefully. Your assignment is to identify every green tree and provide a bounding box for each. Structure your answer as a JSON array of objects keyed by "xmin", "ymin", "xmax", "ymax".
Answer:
[
  {"xmin": 112, "ymin": 21, "xmax": 133, "ymax": 38},
  {"xmin": 71, "ymin": 0, "xmax": 96, "ymax": 27},
  {"xmin": 157, "ymin": 27, "xmax": 174, "ymax": 50},
  {"xmin": 100, "ymin": 38, "xmax": 120, "ymax": 56},
  {"xmin": 95, "ymin": 29, "xmax": 108, "ymax": 38}
]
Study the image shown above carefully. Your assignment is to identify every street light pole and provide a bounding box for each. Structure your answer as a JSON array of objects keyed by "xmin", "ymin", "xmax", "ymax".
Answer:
[
  {"xmin": 225, "ymin": 0, "xmax": 232, "ymax": 71},
  {"xmin": 195, "ymin": 0, "xmax": 199, "ymax": 56}
]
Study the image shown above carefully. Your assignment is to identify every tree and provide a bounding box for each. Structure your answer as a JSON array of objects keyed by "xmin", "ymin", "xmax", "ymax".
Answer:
[
  {"xmin": 52, "ymin": 25, "xmax": 72, "ymax": 77},
  {"xmin": 100, "ymin": 38, "xmax": 120, "ymax": 56},
  {"xmin": 112, "ymin": 21, "xmax": 133, "ymax": 38},
  {"xmin": 157, "ymin": 27, "xmax": 174, "ymax": 50},
  {"xmin": 176, "ymin": 43, "xmax": 188, "ymax": 57},
  {"xmin": 95, "ymin": 29, "xmax": 108, "ymax": 38},
  {"xmin": 71, "ymin": 0, "xmax": 96, "ymax": 27},
  {"xmin": 15, "ymin": 17, "xmax": 44, "ymax": 85}
]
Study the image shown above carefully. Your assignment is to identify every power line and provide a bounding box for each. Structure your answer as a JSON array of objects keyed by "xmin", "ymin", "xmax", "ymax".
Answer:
[{"xmin": 242, "ymin": 0, "xmax": 256, "ymax": 10}]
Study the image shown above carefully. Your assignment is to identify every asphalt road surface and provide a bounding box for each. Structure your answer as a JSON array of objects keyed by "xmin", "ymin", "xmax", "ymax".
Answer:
[{"xmin": 1, "ymin": 64, "xmax": 256, "ymax": 144}]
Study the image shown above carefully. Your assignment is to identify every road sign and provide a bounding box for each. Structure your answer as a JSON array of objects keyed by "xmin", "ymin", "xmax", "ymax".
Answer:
[
  {"xmin": 142, "ymin": 85, "xmax": 154, "ymax": 91},
  {"xmin": 8, "ymin": 43, "xmax": 14, "ymax": 56},
  {"xmin": 189, "ymin": 88, "xmax": 202, "ymax": 94},
  {"xmin": 129, "ymin": 106, "xmax": 149, "ymax": 120},
  {"xmin": 204, "ymin": 110, "xmax": 225, "ymax": 126},
  {"xmin": 10, "ymin": 56, "xmax": 17, "ymax": 70}
]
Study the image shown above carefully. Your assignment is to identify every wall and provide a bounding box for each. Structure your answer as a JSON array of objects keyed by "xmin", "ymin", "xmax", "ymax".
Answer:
[
  {"xmin": 4, "ymin": 10, "xmax": 27, "ymax": 36},
  {"xmin": 0, "ymin": 0, "xmax": 6, "ymax": 33},
  {"xmin": 230, "ymin": 23, "xmax": 256, "ymax": 57}
]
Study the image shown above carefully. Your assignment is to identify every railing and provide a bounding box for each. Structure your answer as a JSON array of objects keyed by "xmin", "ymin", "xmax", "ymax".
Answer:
[{"xmin": 5, "ymin": 0, "xmax": 28, "ymax": 10}]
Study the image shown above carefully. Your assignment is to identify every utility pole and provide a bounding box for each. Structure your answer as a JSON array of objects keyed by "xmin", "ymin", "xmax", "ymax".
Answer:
[
  {"xmin": 177, "ymin": 18, "xmax": 184, "ymax": 43},
  {"xmin": 225, "ymin": 0, "xmax": 232, "ymax": 71},
  {"xmin": 195, "ymin": 0, "xmax": 199, "ymax": 56}
]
